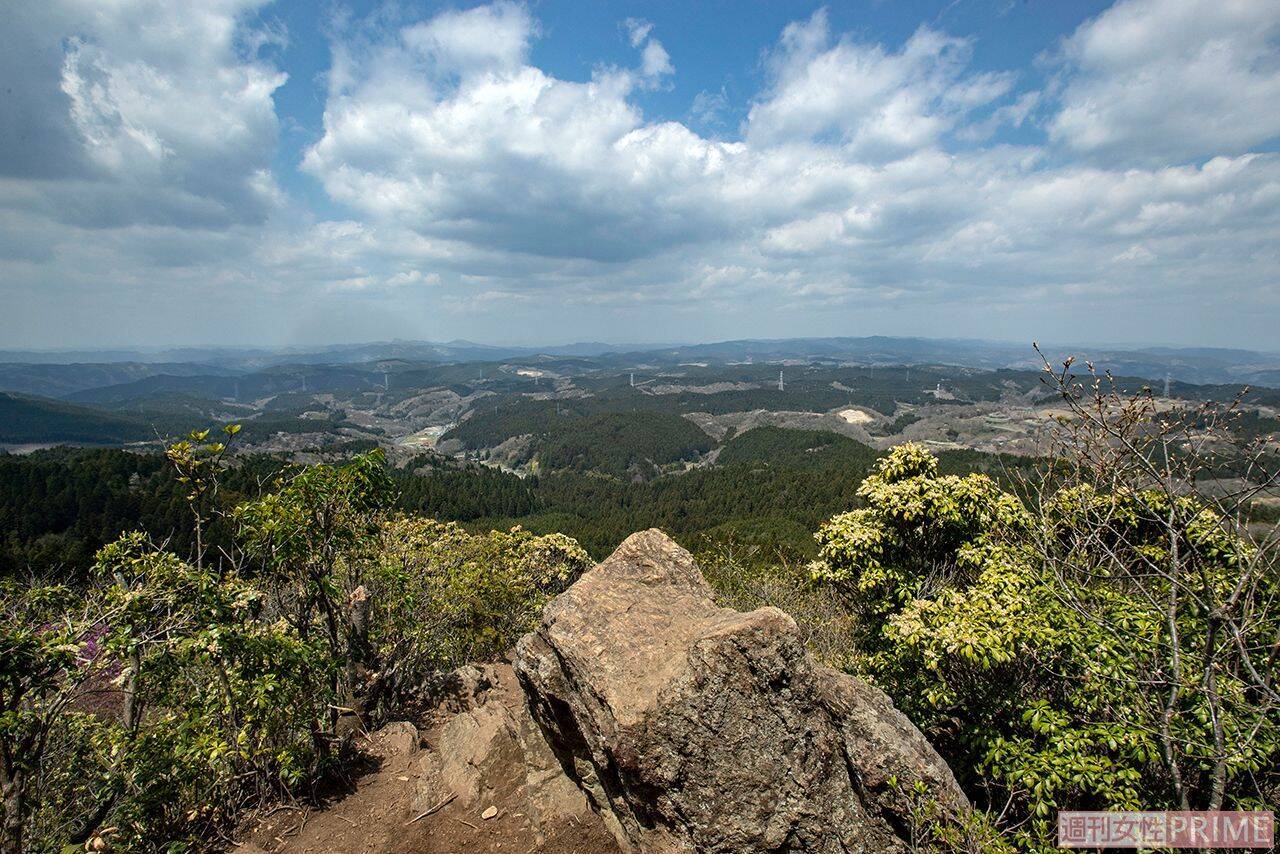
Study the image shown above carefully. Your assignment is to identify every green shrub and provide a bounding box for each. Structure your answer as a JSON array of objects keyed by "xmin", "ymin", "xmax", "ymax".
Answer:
[
  {"xmin": 93, "ymin": 534, "xmax": 326, "ymax": 845},
  {"xmin": 811, "ymin": 443, "xmax": 1280, "ymax": 849},
  {"xmin": 2, "ymin": 447, "xmax": 593, "ymax": 851},
  {"xmin": 377, "ymin": 518, "xmax": 590, "ymax": 670}
]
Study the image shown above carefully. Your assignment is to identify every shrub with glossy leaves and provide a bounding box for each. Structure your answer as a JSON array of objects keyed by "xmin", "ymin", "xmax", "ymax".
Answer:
[
  {"xmin": 812, "ymin": 443, "xmax": 1029, "ymax": 650},
  {"xmin": 811, "ymin": 443, "xmax": 1280, "ymax": 850}
]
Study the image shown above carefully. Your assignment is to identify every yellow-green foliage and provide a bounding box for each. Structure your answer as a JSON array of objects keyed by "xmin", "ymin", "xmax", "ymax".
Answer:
[
  {"xmin": 811, "ymin": 444, "xmax": 1279, "ymax": 850},
  {"xmin": 812, "ymin": 443, "xmax": 1029, "ymax": 642},
  {"xmin": 377, "ymin": 518, "xmax": 590, "ymax": 668},
  {"xmin": 3, "ymin": 453, "xmax": 593, "ymax": 852}
]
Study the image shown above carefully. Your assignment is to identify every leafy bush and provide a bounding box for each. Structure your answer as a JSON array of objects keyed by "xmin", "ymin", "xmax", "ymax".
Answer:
[
  {"xmin": 0, "ymin": 548, "xmax": 324, "ymax": 850},
  {"xmin": 2, "ymin": 443, "xmax": 593, "ymax": 851},
  {"xmin": 94, "ymin": 534, "xmax": 326, "ymax": 845},
  {"xmin": 377, "ymin": 518, "xmax": 589, "ymax": 670},
  {"xmin": 811, "ymin": 443, "xmax": 1280, "ymax": 849}
]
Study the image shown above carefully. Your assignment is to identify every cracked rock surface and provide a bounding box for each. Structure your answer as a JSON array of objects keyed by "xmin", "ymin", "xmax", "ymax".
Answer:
[{"xmin": 514, "ymin": 528, "xmax": 967, "ymax": 854}]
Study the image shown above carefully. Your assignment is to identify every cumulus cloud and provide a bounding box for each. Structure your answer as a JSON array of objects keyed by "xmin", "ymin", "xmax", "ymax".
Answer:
[
  {"xmin": 304, "ymin": 6, "xmax": 725, "ymax": 262},
  {"xmin": 0, "ymin": 0, "xmax": 297, "ymax": 343},
  {"xmin": 399, "ymin": 1, "xmax": 534, "ymax": 76},
  {"xmin": 296, "ymin": 0, "xmax": 1277, "ymax": 332},
  {"xmin": 0, "ymin": 4, "xmax": 91, "ymax": 181},
  {"xmin": 2, "ymin": 0, "xmax": 1279, "ymax": 348},
  {"xmin": 747, "ymin": 10, "xmax": 1015, "ymax": 156},
  {"xmin": 8, "ymin": 0, "xmax": 287, "ymax": 230},
  {"xmin": 1048, "ymin": 0, "xmax": 1280, "ymax": 163}
]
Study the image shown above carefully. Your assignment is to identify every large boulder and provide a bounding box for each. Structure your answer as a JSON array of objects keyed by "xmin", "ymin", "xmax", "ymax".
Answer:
[{"xmin": 515, "ymin": 529, "xmax": 966, "ymax": 853}]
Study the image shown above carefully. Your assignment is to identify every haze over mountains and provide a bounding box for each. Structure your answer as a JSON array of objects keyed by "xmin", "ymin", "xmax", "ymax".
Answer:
[
  {"xmin": 4, "ymin": 336, "xmax": 1280, "ymax": 388},
  {"xmin": 3, "ymin": 334, "xmax": 1279, "ymax": 467}
]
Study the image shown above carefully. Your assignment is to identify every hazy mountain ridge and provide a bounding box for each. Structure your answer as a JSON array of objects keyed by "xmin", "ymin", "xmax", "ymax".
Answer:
[
  {"xmin": 0, "ymin": 362, "xmax": 242, "ymax": 398},
  {"xmin": 4, "ymin": 336, "xmax": 1278, "ymax": 391}
]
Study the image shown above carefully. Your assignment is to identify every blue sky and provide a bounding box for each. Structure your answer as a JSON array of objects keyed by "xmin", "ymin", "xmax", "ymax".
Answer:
[{"xmin": 2, "ymin": 0, "xmax": 1278, "ymax": 349}]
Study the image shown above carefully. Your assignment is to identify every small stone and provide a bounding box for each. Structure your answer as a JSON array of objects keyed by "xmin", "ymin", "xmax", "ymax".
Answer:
[
  {"xmin": 481, "ymin": 806, "xmax": 498, "ymax": 820},
  {"xmin": 374, "ymin": 721, "xmax": 419, "ymax": 756},
  {"xmin": 397, "ymin": 776, "xmax": 409, "ymax": 781}
]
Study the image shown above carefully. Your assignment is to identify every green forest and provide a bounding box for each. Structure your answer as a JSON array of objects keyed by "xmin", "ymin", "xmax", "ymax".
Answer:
[
  {"xmin": 0, "ymin": 426, "xmax": 1040, "ymax": 577},
  {"xmin": 2, "ymin": 377, "xmax": 1278, "ymax": 852}
]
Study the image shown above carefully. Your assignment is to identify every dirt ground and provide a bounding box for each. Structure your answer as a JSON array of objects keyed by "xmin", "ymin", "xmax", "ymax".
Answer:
[{"xmin": 235, "ymin": 722, "xmax": 618, "ymax": 854}]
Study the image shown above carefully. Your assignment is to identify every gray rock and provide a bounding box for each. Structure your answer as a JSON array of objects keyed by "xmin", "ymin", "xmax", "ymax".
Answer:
[
  {"xmin": 410, "ymin": 663, "xmax": 602, "ymax": 844},
  {"xmin": 514, "ymin": 529, "xmax": 966, "ymax": 854},
  {"xmin": 370, "ymin": 720, "xmax": 419, "ymax": 757}
]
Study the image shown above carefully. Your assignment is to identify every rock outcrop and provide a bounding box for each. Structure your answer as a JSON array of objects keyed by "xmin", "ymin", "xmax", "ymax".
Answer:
[
  {"xmin": 250, "ymin": 528, "xmax": 966, "ymax": 853},
  {"xmin": 411, "ymin": 663, "xmax": 610, "ymax": 843},
  {"xmin": 514, "ymin": 528, "xmax": 967, "ymax": 853}
]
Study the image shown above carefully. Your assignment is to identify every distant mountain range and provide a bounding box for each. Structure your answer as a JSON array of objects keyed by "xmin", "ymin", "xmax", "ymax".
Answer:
[
  {"xmin": 0, "ymin": 362, "xmax": 242, "ymax": 398},
  {"xmin": 0, "ymin": 340, "xmax": 636, "ymax": 369},
  {"xmin": 1, "ymin": 336, "xmax": 1278, "ymax": 390}
]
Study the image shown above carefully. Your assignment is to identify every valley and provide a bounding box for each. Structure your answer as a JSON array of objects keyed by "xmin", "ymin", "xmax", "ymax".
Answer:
[
  {"xmin": 2, "ymin": 337, "xmax": 1277, "ymax": 573},
  {"xmin": 4, "ymin": 338, "xmax": 1277, "ymax": 471}
]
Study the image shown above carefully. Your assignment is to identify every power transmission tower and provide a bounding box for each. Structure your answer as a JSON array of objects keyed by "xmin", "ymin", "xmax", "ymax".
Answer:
[
  {"xmin": 630, "ymin": 372, "xmax": 635, "ymax": 387},
  {"xmin": 1164, "ymin": 373, "xmax": 1171, "ymax": 397},
  {"xmin": 778, "ymin": 370, "xmax": 784, "ymax": 392}
]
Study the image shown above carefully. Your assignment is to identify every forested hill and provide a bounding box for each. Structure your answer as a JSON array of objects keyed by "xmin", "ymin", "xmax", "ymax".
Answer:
[
  {"xmin": 0, "ymin": 434, "xmax": 1037, "ymax": 577},
  {"xmin": 0, "ymin": 393, "xmax": 154, "ymax": 445}
]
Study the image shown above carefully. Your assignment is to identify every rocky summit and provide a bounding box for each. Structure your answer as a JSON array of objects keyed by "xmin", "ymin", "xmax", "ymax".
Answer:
[
  {"xmin": 245, "ymin": 528, "xmax": 965, "ymax": 853},
  {"xmin": 514, "ymin": 529, "xmax": 966, "ymax": 853}
]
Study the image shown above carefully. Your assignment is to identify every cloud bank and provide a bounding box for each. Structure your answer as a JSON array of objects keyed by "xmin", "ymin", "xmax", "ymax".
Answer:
[{"xmin": 1, "ymin": 0, "xmax": 1278, "ymax": 348}]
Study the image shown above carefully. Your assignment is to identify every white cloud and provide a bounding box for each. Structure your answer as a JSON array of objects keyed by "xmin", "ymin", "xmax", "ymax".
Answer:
[
  {"xmin": 641, "ymin": 39, "xmax": 675, "ymax": 81},
  {"xmin": 399, "ymin": 2, "xmax": 533, "ymax": 76},
  {"xmin": 0, "ymin": 0, "xmax": 302, "ymax": 344},
  {"xmin": 3, "ymin": 0, "xmax": 285, "ymax": 231},
  {"xmin": 301, "ymin": 4, "xmax": 1030, "ymax": 267},
  {"xmin": 624, "ymin": 19, "xmax": 654, "ymax": 48},
  {"xmin": 1048, "ymin": 0, "xmax": 1280, "ymax": 164},
  {"xmin": 2, "ymin": 0, "xmax": 1279, "ymax": 348},
  {"xmin": 621, "ymin": 18, "xmax": 673, "ymax": 87},
  {"xmin": 304, "ymin": 9, "xmax": 727, "ymax": 263},
  {"xmin": 746, "ymin": 10, "xmax": 1015, "ymax": 157}
]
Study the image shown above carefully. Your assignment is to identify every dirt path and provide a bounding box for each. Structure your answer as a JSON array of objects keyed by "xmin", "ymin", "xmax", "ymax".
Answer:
[{"xmin": 236, "ymin": 722, "xmax": 617, "ymax": 854}]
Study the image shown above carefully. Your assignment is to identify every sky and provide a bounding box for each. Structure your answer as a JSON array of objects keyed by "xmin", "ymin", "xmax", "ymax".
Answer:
[{"xmin": 1, "ymin": 0, "xmax": 1278, "ymax": 350}]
